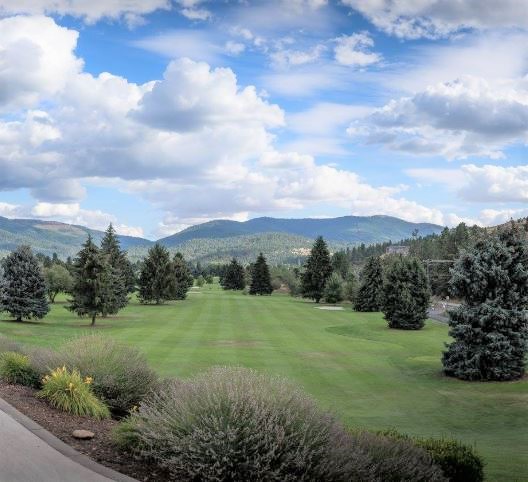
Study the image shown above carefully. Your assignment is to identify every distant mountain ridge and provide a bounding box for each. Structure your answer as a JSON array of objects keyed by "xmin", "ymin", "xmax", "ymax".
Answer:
[
  {"xmin": 159, "ymin": 215, "xmax": 443, "ymax": 246},
  {"xmin": 0, "ymin": 216, "xmax": 152, "ymax": 259},
  {"xmin": 0, "ymin": 215, "xmax": 445, "ymax": 263}
]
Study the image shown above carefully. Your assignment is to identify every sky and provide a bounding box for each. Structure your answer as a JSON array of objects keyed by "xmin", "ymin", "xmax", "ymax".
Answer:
[{"xmin": 1, "ymin": 0, "xmax": 528, "ymax": 239}]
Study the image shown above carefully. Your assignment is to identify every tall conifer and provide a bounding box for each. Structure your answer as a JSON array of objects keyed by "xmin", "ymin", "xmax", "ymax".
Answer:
[
  {"xmin": 249, "ymin": 253, "xmax": 273, "ymax": 295},
  {"xmin": 354, "ymin": 256, "xmax": 384, "ymax": 311},
  {"xmin": 68, "ymin": 236, "xmax": 115, "ymax": 326},
  {"xmin": 301, "ymin": 236, "xmax": 332, "ymax": 303}
]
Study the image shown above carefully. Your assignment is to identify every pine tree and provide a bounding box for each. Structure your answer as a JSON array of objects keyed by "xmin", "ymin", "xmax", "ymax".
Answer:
[
  {"xmin": 331, "ymin": 251, "xmax": 350, "ymax": 279},
  {"xmin": 343, "ymin": 272, "xmax": 356, "ymax": 302},
  {"xmin": 382, "ymin": 256, "xmax": 430, "ymax": 330},
  {"xmin": 220, "ymin": 258, "xmax": 246, "ymax": 290},
  {"xmin": 323, "ymin": 272, "xmax": 344, "ymax": 304},
  {"xmin": 172, "ymin": 253, "xmax": 194, "ymax": 300},
  {"xmin": 138, "ymin": 244, "xmax": 174, "ymax": 304},
  {"xmin": 100, "ymin": 224, "xmax": 130, "ymax": 313},
  {"xmin": 0, "ymin": 246, "xmax": 49, "ymax": 322},
  {"xmin": 249, "ymin": 253, "xmax": 273, "ymax": 295},
  {"xmin": 68, "ymin": 236, "xmax": 116, "ymax": 326},
  {"xmin": 443, "ymin": 223, "xmax": 528, "ymax": 381},
  {"xmin": 354, "ymin": 256, "xmax": 384, "ymax": 311},
  {"xmin": 301, "ymin": 236, "xmax": 332, "ymax": 303}
]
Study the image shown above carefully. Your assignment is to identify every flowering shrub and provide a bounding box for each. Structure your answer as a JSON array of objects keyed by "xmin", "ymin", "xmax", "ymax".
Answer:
[
  {"xmin": 38, "ymin": 366, "xmax": 109, "ymax": 419},
  {"xmin": 59, "ymin": 334, "xmax": 157, "ymax": 414}
]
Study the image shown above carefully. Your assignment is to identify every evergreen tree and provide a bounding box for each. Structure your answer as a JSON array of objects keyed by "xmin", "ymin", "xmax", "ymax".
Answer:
[
  {"xmin": 301, "ymin": 236, "xmax": 332, "ymax": 303},
  {"xmin": 43, "ymin": 264, "xmax": 73, "ymax": 303},
  {"xmin": 68, "ymin": 236, "xmax": 116, "ymax": 326},
  {"xmin": 138, "ymin": 244, "xmax": 174, "ymax": 304},
  {"xmin": 443, "ymin": 223, "xmax": 528, "ymax": 381},
  {"xmin": 220, "ymin": 258, "xmax": 246, "ymax": 290},
  {"xmin": 331, "ymin": 251, "xmax": 350, "ymax": 279},
  {"xmin": 354, "ymin": 256, "xmax": 384, "ymax": 311},
  {"xmin": 0, "ymin": 246, "xmax": 49, "ymax": 322},
  {"xmin": 249, "ymin": 253, "xmax": 273, "ymax": 295},
  {"xmin": 382, "ymin": 256, "xmax": 430, "ymax": 330},
  {"xmin": 323, "ymin": 272, "xmax": 344, "ymax": 304},
  {"xmin": 343, "ymin": 272, "xmax": 356, "ymax": 302},
  {"xmin": 100, "ymin": 224, "xmax": 130, "ymax": 313},
  {"xmin": 172, "ymin": 253, "xmax": 194, "ymax": 300}
]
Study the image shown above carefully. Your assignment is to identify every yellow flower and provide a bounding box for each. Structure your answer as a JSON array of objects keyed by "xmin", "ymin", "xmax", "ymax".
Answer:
[{"xmin": 84, "ymin": 376, "xmax": 93, "ymax": 385}]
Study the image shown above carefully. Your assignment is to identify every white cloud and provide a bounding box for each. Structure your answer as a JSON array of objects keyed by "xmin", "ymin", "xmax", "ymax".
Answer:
[
  {"xmin": 0, "ymin": 14, "xmax": 470, "ymax": 232},
  {"xmin": 133, "ymin": 58, "xmax": 284, "ymax": 132},
  {"xmin": 334, "ymin": 33, "xmax": 381, "ymax": 67},
  {"xmin": 407, "ymin": 163, "xmax": 528, "ymax": 207},
  {"xmin": 133, "ymin": 30, "xmax": 223, "ymax": 63},
  {"xmin": 0, "ymin": 16, "xmax": 82, "ymax": 110},
  {"xmin": 351, "ymin": 76, "xmax": 528, "ymax": 159},
  {"xmin": 0, "ymin": 202, "xmax": 22, "ymax": 218},
  {"xmin": 0, "ymin": 0, "xmax": 169, "ymax": 25},
  {"xmin": 30, "ymin": 202, "xmax": 143, "ymax": 235},
  {"xmin": 225, "ymin": 41, "xmax": 245, "ymax": 55},
  {"xmin": 176, "ymin": 0, "xmax": 212, "ymax": 21},
  {"xmin": 271, "ymin": 44, "xmax": 326, "ymax": 67},
  {"xmin": 342, "ymin": 0, "xmax": 528, "ymax": 39}
]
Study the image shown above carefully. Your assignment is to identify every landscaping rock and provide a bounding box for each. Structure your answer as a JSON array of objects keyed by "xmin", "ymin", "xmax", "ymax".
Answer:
[{"xmin": 72, "ymin": 429, "xmax": 94, "ymax": 440}]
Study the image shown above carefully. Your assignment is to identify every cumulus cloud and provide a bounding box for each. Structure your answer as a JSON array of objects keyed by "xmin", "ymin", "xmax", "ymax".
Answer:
[
  {"xmin": 342, "ymin": 0, "xmax": 528, "ymax": 39},
  {"xmin": 350, "ymin": 76, "xmax": 528, "ymax": 159},
  {"xmin": 0, "ymin": 16, "xmax": 81, "ymax": 110},
  {"xmin": 0, "ymin": 0, "xmax": 169, "ymax": 25},
  {"xmin": 133, "ymin": 58, "xmax": 284, "ymax": 132},
  {"xmin": 334, "ymin": 33, "xmax": 381, "ymax": 67}
]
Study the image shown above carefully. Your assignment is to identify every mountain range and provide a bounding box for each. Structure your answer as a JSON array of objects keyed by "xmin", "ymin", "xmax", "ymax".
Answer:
[{"xmin": 0, "ymin": 215, "xmax": 444, "ymax": 264}]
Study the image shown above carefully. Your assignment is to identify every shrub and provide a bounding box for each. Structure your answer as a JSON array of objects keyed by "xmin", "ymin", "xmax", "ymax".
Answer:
[
  {"xmin": 116, "ymin": 367, "xmax": 445, "ymax": 482},
  {"xmin": 59, "ymin": 334, "xmax": 158, "ymax": 414},
  {"xmin": 417, "ymin": 438, "xmax": 484, "ymax": 482},
  {"xmin": 24, "ymin": 346, "xmax": 64, "ymax": 381},
  {"xmin": 38, "ymin": 366, "xmax": 109, "ymax": 419},
  {"xmin": 324, "ymin": 272, "xmax": 344, "ymax": 304},
  {"xmin": 112, "ymin": 417, "xmax": 143, "ymax": 452},
  {"xmin": 0, "ymin": 352, "xmax": 39, "ymax": 387},
  {"xmin": 380, "ymin": 430, "xmax": 484, "ymax": 482},
  {"xmin": 346, "ymin": 431, "xmax": 446, "ymax": 482}
]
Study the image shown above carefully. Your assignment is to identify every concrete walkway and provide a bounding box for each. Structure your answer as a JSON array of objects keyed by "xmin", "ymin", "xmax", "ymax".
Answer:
[{"xmin": 0, "ymin": 398, "xmax": 136, "ymax": 482}]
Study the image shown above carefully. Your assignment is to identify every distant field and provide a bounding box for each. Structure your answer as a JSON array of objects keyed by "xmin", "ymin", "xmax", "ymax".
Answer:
[{"xmin": 0, "ymin": 285, "xmax": 526, "ymax": 481}]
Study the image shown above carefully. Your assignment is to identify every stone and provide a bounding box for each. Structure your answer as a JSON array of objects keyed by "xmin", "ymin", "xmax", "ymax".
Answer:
[{"xmin": 72, "ymin": 429, "xmax": 94, "ymax": 440}]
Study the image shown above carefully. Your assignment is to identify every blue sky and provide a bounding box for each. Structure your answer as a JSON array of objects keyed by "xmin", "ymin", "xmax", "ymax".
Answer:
[{"xmin": 0, "ymin": 0, "xmax": 528, "ymax": 239}]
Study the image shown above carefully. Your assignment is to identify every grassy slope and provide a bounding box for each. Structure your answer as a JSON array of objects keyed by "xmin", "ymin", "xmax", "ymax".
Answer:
[{"xmin": 0, "ymin": 286, "xmax": 526, "ymax": 481}]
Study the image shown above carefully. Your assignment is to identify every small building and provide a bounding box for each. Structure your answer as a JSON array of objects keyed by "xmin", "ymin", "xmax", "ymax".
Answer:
[{"xmin": 385, "ymin": 245, "xmax": 410, "ymax": 256}]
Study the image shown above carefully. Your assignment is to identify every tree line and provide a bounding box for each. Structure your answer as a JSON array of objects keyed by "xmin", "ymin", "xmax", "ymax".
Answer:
[{"xmin": 0, "ymin": 225, "xmax": 195, "ymax": 326}]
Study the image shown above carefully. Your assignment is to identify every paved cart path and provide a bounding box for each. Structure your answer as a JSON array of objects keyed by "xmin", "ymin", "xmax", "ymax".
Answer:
[{"xmin": 0, "ymin": 399, "xmax": 134, "ymax": 482}]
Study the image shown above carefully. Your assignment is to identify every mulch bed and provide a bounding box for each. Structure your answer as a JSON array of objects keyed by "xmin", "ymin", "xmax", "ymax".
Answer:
[{"xmin": 0, "ymin": 382, "xmax": 171, "ymax": 482}]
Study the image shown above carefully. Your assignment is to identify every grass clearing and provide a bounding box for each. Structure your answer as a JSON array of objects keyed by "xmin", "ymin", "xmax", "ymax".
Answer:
[{"xmin": 0, "ymin": 284, "xmax": 526, "ymax": 481}]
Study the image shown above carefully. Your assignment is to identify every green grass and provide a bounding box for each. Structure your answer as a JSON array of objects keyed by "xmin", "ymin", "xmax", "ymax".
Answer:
[{"xmin": 1, "ymin": 285, "xmax": 526, "ymax": 481}]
